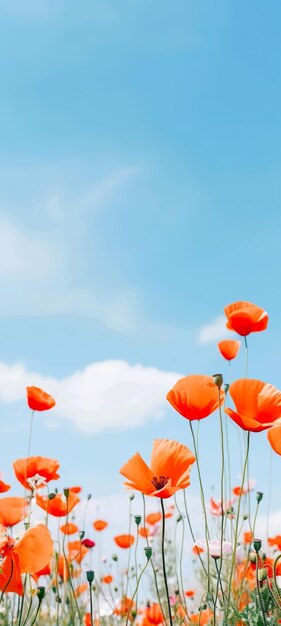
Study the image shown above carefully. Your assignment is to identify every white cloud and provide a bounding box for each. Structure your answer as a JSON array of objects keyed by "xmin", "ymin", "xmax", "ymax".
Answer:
[
  {"xmin": 0, "ymin": 167, "xmax": 139, "ymax": 332},
  {"xmin": 198, "ymin": 315, "xmax": 230, "ymax": 344},
  {"xmin": 0, "ymin": 360, "xmax": 181, "ymax": 434}
]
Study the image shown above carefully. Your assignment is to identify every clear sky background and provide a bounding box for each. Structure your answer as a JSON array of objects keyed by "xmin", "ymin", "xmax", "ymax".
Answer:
[{"xmin": 0, "ymin": 1, "xmax": 280, "ymax": 540}]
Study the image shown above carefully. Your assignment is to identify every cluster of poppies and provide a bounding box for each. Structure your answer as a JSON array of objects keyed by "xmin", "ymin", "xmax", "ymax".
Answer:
[{"xmin": 0, "ymin": 300, "xmax": 280, "ymax": 626}]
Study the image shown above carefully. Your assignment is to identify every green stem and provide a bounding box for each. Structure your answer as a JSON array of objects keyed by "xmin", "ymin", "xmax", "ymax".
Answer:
[
  {"xmin": 226, "ymin": 431, "xmax": 251, "ymax": 619},
  {"xmin": 189, "ymin": 421, "xmax": 211, "ymax": 595},
  {"xmin": 125, "ymin": 558, "xmax": 150, "ymax": 626},
  {"xmin": 141, "ymin": 494, "xmax": 167, "ymax": 626},
  {"xmin": 255, "ymin": 553, "xmax": 267, "ymax": 626},
  {"xmin": 160, "ymin": 499, "xmax": 173, "ymax": 626}
]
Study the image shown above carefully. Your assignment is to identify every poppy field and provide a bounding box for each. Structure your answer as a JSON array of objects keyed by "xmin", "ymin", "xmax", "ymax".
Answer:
[{"xmin": 1, "ymin": 300, "xmax": 281, "ymax": 626}]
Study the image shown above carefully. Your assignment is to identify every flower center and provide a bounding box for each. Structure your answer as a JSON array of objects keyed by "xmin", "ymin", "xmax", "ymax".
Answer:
[{"xmin": 151, "ymin": 476, "xmax": 169, "ymax": 491}]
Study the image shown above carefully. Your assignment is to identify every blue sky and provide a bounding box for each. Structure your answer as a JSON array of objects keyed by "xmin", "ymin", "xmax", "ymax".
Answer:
[{"xmin": 0, "ymin": 0, "xmax": 280, "ymax": 537}]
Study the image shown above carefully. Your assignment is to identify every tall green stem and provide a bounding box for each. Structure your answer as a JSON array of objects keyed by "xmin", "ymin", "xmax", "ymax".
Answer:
[{"xmin": 160, "ymin": 499, "xmax": 173, "ymax": 626}]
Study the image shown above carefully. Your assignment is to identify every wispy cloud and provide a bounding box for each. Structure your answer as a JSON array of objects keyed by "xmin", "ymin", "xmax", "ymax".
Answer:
[
  {"xmin": 198, "ymin": 315, "xmax": 230, "ymax": 345},
  {"xmin": 0, "ymin": 168, "xmax": 139, "ymax": 332},
  {"xmin": 0, "ymin": 360, "xmax": 181, "ymax": 434}
]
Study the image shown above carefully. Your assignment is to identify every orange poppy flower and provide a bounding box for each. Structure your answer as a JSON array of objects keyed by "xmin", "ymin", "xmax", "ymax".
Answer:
[
  {"xmin": 93, "ymin": 519, "xmax": 108, "ymax": 531},
  {"xmin": 0, "ymin": 479, "xmax": 10, "ymax": 493},
  {"xmin": 243, "ymin": 531, "xmax": 253, "ymax": 544},
  {"xmin": 166, "ymin": 375, "xmax": 224, "ymax": 422},
  {"xmin": 114, "ymin": 596, "xmax": 136, "ymax": 619},
  {"xmin": 146, "ymin": 512, "xmax": 161, "ymax": 525},
  {"xmin": 0, "ymin": 524, "xmax": 53, "ymax": 595},
  {"xmin": 36, "ymin": 492, "xmax": 80, "ymax": 517},
  {"xmin": 225, "ymin": 379, "xmax": 281, "ymax": 432},
  {"xmin": 75, "ymin": 583, "xmax": 88, "ymax": 597},
  {"xmin": 144, "ymin": 603, "xmax": 164, "ymax": 625},
  {"xmin": 26, "ymin": 386, "xmax": 56, "ymax": 411},
  {"xmin": 67, "ymin": 541, "xmax": 88, "ymax": 564},
  {"xmin": 13, "ymin": 456, "xmax": 60, "ymax": 490},
  {"xmin": 267, "ymin": 423, "xmax": 281, "ymax": 455},
  {"xmin": 138, "ymin": 527, "xmax": 150, "ymax": 538},
  {"xmin": 120, "ymin": 439, "xmax": 195, "ymax": 499},
  {"xmin": 185, "ymin": 590, "xmax": 195, "ymax": 598},
  {"xmin": 60, "ymin": 523, "xmax": 79, "ymax": 535},
  {"xmin": 32, "ymin": 562, "xmax": 51, "ymax": 582},
  {"xmin": 69, "ymin": 486, "xmax": 82, "ymax": 494},
  {"xmin": 224, "ymin": 301, "xmax": 268, "ymax": 336},
  {"xmin": 0, "ymin": 497, "xmax": 27, "ymax": 527},
  {"xmin": 268, "ymin": 535, "xmax": 281, "ymax": 550},
  {"xmin": 84, "ymin": 615, "xmax": 91, "ymax": 626},
  {"xmin": 102, "ymin": 575, "xmax": 113, "ymax": 584},
  {"xmin": 192, "ymin": 545, "xmax": 204, "ymax": 555},
  {"xmin": 188, "ymin": 608, "xmax": 212, "ymax": 624},
  {"xmin": 218, "ymin": 340, "xmax": 241, "ymax": 361},
  {"xmin": 114, "ymin": 534, "xmax": 135, "ymax": 549}
]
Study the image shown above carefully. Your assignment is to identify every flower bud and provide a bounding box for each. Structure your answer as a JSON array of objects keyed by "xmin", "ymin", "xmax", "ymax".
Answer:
[
  {"xmin": 253, "ymin": 538, "xmax": 262, "ymax": 553},
  {"xmin": 144, "ymin": 546, "xmax": 152, "ymax": 560},
  {"xmin": 212, "ymin": 374, "xmax": 223, "ymax": 389},
  {"xmin": 86, "ymin": 570, "xmax": 95, "ymax": 584},
  {"xmin": 36, "ymin": 586, "xmax": 46, "ymax": 602},
  {"xmin": 223, "ymin": 383, "xmax": 229, "ymax": 394},
  {"xmin": 63, "ymin": 488, "xmax": 69, "ymax": 499},
  {"xmin": 256, "ymin": 491, "xmax": 264, "ymax": 503},
  {"xmin": 176, "ymin": 515, "xmax": 182, "ymax": 523},
  {"xmin": 258, "ymin": 567, "xmax": 267, "ymax": 582},
  {"xmin": 48, "ymin": 493, "xmax": 56, "ymax": 500},
  {"xmin": 112, "ymin": 553, "xmax": 118, "ymax": 562},
  {"xmin": 129, "ymin": 493, "xmax": 135, "ymax": 501},
  {"xmin": 134, "ymin": 515, "xmax": 141, "ymax": 526},
  {"xmin": 79, "ymin": 531, "xmax": 85, "ymax": 540}
]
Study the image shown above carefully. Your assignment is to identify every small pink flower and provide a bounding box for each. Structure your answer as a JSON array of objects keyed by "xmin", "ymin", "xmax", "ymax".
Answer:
[{"xmin": 196, "ymin": 539, "xmax": 232, "ymax": 559}]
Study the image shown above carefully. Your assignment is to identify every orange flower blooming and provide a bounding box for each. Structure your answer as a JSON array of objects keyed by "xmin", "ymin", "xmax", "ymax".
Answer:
[
  {"xmin": 102, "ymin": 575, "xmax": 113, "ymax": 584},
  {"xmin": 93, "ymin": 519, "xmax": 108, "ymax": 531},
  {"xmin": 243, "ymin": 531, "xmax": 253, "ymax": 544},
  {"xmin": 0, "ymin": 524, "xmax": 53, "ymax": 595},
  {"xmin": 166, "ymin": 375, "xmax": 224, "ymax": 422},
  {"xmin": 0, "ymin": 479, "xmax": 10, "ymax": 493},
  {"xmin": 146, "ymin": 512, "xmax": 161, "ymax": 525},
  {"xmin": 192, "ymin": 545, "xmax": 204, "ymax": 556},
  {"xmin": 138, "ymin": 527, "xmax": 150, "ymax": 538},
  {"xmin": 69, "ymin": 486, "xmax": 82, "ymax": 494},
  {"xmin": 185, "ymin": 590, "xmax": 195, "ymax": 598},
  {"xmin": 67, "ymin": 541, "xmax": 88, "ymax": 564},
  {"xmin": 268, "ymin": 535, "xmax": 281, "ymax": 550},
  {"xmin": 218, "ymin": 340, "xmax": 241, "ymax": 361},
  {"xmin": 60, "ymin": 523, "xmax": 79, "ymax": 535},
  {"xmin": 120, "ymin": 439, "xmax": 195, "ymax": 499},
  {"xmin": 13, "ymin": 456, "xmax": 60, "ymax": 490},
  {"xmin": 75, "ymin": 583, "xmax": 88, "ymax": 597},
  {"xmin": 114, "ymin": 596, "xmax": 136, "ymax": 619},
  {"xmin": 224, "ymin": 301, "xmax": 268, "ymax": 336},
  {"xmin": 267, "ymin": 423, "xmax": 281, "ymax": 455},
  {"xmin": 36, "ymin": 492, "xmax": 80, "ymax": 517},
  {"xmin": 114, "ymin": 534, "xmax": 135, "ymax": 549},
  {"xmin": 188, "ymin": 608, "xmax": 212, "ymax": 624},
  {"xmin": 144, "ymin": 603, "xmax": 164, "ymax": 625},
  {"xmin": 225, "ymin": 379, "xmax": 281, "ymax": 432},
  {"xmin": 83, "ymin": 615, "xmax": 91, "ymax": 626},
  {"xmin": 26, "ymin": 386, "xmax": 56, "ymax": 411},
  {"xmin": 0, "ymin": 497, "xmax": 27, "ymax": 527}
]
